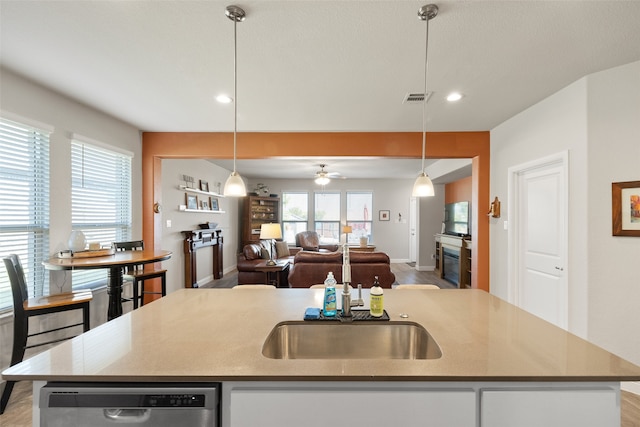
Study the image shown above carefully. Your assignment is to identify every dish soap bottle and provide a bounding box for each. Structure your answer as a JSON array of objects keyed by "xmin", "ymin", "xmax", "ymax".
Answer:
[
  {"xmin": 323, "ymin": 272, "xmax": 337, "ymax": 317},
  {"xmin": 370, "ymin": 276, "xmax": 384, "ymax": 317}
]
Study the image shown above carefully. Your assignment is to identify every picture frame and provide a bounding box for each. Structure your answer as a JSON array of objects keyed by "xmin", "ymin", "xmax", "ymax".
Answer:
[
  {"xmin": 186, "ymin": 193, "xmax": 198, "ymax": 210},
  {"xmin": 211, "ymin": 197, "xmax": 219, "ymax": 211},
  {"xmin": 379, "ymin": 210, "xmax": 390, "ymax": 221},
  {"xmin": 199, "ymin": 179, "xmax": 209, "ymax": 193},
  {"xmin": 612, "ymin": 180, "xmax": 640, "ymax": 237},
  {"xmin": 201, "ymin": 198, "xmax": 209, "ymax": 210}
]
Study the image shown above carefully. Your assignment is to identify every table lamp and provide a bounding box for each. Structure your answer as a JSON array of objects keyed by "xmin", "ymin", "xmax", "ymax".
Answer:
[
  {"xmin": 260, "ymin": 223, "xmax": 282, "ymax": 266},
  {"xmin": 342, "ymin": 225, "xmax": 352, "ymax": 245}
]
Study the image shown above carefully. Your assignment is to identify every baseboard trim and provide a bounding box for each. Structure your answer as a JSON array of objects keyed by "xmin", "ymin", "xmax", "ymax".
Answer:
[
  {"xmin": 622, "ymin": 381, "xmax": 640, "ymax": 395},
  {"xmin": 415, "ymin": 265, "xmax": 435, "ymax": 272},
  {"xmin": 390, "ymin": 258, "xmax": 410, "ymax": 264}
]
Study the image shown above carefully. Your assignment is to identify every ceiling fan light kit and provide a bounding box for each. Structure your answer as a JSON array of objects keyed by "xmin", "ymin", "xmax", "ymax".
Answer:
[
  {"xmin": 223, "ymin": 4, "xmax": 247, "ymax": 197},
  {"xmin": 412, "ymin": 4, "xmax": 437, "ymax": 198}
]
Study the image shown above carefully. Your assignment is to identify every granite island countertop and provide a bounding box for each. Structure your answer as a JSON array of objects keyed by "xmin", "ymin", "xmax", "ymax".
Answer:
[{"xmin": 4, "ymin": 288, "xmax": 640, "ymax": 382}]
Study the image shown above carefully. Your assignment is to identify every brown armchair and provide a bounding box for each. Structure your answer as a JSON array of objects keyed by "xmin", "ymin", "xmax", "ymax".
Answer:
[{"xmin": 295, "ymin": 231, "xmax": 339, "ymax": 252}]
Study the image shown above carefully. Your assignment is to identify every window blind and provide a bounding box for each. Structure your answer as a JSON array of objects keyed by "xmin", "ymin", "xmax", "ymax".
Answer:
[
  {"xmin": 0, "ymin": 117, "xmax": 50, "ymax": 311},
  {"xmin": 71, "ymin": 140, "xmax": 131, "ymax": 288}
]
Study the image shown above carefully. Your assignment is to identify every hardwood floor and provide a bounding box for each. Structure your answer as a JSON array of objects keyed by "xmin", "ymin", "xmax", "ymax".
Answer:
[{"xmin": 2, "ymin": 264, "xmax": 639, "ymax": 425}]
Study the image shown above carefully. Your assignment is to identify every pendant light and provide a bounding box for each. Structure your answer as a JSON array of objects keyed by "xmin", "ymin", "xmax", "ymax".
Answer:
[
  {"xmin": 412, "ymin": 4, "xmax": 438, "ymax": 198},
  {"xmin": 223, "ymin": 5, "xmax": 247, "ymax": 197}
]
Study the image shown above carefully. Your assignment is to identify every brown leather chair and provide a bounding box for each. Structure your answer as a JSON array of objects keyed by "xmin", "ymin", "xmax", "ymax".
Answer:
[{"xmin": 294, "ymin": 231, "xmax": 339, "ymax": 252}]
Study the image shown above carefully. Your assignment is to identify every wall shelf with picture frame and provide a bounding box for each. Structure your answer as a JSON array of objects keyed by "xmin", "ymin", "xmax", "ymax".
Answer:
[
  {"xmin": 179, "ymin": 191, "xmax": 225, "ymax": 214},
  {"xmin": 178, "ymin": 184, "xmax": 225, "ymax": 198}
]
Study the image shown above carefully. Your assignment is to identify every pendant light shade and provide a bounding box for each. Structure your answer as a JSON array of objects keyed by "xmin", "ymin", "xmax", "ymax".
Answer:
[
  {"xmin": 412, "ymin": 172, "xmax": 435, "ymax": 197},
  {"xmin": 223, "ymin": 171, "xmax": 246, "ymax": 196},
  {"xmin": 412, "ymin": 4, "xmax": 438, "ymax": 198},
  {"xmin": 223, "ymin": 5, "xmax": 247, "ymax": 197}
]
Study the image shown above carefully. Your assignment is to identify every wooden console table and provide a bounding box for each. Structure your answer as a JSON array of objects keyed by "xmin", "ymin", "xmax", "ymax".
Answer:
[{"xmin": 182, "ymin": 229, "xmax": 223, "ymax": 288}]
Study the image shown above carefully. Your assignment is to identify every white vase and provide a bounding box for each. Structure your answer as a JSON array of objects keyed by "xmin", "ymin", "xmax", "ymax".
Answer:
[
  {"xmin": 359, "ymin": 236, "xmax": 368, "ymax": 247},
  {"xmin": 68, "ymin": 230, "xmax": 87, "ymax": 252}
]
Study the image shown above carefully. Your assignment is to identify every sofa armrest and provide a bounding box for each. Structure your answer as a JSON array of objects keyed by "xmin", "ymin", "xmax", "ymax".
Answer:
[{"xmin": 289, "ymin": 247, "xmax": 302, "ymax": 256}]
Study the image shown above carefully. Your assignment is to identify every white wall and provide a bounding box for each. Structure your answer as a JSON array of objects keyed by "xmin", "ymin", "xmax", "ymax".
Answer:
[
  {"xmin": 160, "ymin": 159, "xmax": 239, "ymax": 290},
  {"xmin": 585, "ymin": 61, "xmax": 640, "ymax": 366},
  {"xmin": 490, "ymin": 60, "xmax": 640, "ymax": 367},
  {"xmin": 0, "ymin": 68, "xmax": 143, "ymax": 381}
]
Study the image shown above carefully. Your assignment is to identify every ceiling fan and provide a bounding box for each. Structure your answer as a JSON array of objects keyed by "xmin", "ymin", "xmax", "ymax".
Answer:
[{"xmin": 314, "ymin": 164, "xmax": 341, "ymax": 185}]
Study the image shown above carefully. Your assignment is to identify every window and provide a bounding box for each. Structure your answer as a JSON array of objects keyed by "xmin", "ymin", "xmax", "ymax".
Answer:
[
  {"xmin": 314, "ymin": 192, "xmax": 340, "ymax": 244},
  {"xmin": 71, "ymin": 139, "xmax": 132, "ymax": 288},
  {"xmin": 346, "ymin": 191, "xmax": 373, "ymax": 245},
  {"xmin": 0, "ymin": 117, "xmax": 50, "ymax": 311},
  {"xmin": 281, "ymin": 192, "xmax": 308, "ymax": 244}
]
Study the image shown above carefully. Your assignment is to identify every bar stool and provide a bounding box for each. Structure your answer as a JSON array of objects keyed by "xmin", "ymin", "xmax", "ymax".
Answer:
[
  {"xmin": 1, "ymin": 254, "xmax": 92, "ymax": 414},
  {"xmin": 113, "ymin": 241, "xmax": 166, "ymax": 308}
]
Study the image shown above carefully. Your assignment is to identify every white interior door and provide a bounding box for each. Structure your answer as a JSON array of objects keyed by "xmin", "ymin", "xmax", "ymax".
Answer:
[
  {"xmin": 409, "ymin": 197, "xmax": 417, "ymax": 263},
  {"xmin": 508, "ymin": 152, "xmax": 568, "ymax": 329}
]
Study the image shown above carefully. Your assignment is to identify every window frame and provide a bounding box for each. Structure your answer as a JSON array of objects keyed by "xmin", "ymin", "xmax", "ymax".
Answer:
[
  {"xmin": 70, "ymin": 138, "xmax": 132, "ymax": 289},
  {"xmin": 281, "ymin": 191, "xmax": 309, "ymax": 245},
  {"xmin": 0, "ymin": 116, "xmax": 51, "ymax": 311}
]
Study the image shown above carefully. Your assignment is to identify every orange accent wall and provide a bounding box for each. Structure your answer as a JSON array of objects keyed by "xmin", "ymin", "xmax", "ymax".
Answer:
[
  {"xmin": 142, "ymin": 131, "xmax": 491, "ymax": 291},
  {"xmin": 445, "ymin": 176, "xmax": 472, "ymax": 204}
]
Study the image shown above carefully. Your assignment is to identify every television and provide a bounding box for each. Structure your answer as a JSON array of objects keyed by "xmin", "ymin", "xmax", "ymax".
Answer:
[{"xmin": 444, "ymin": 201, "xmax": 470, "ymax": 237}]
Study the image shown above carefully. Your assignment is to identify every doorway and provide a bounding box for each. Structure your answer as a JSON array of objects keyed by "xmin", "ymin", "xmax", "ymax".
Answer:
[{"xmin": 508, "ymin": 151, "xmax": 569, "ymax": 329}]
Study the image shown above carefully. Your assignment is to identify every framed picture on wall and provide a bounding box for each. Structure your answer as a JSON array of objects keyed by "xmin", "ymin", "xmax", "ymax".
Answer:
[
  {"xmin": 211, "ymin": 197, "xmax": 219, "ymax": 211},
  {"xmin": 186, "ymin": 193, "xmax": 198, "ymax": 210},
  {"xmin": 201, "ymin": 199, "xmax": 209, "ymax": 210},
  {"xmin": 199, "ymin": 180, "xmax": 209, "ymax": 192},
  {"xmin": 612, "ymin": 180, "xmax": 640, "ymax": 236},
  {"xmin": 379, "ymin": 210, "xmax": 390, "ymax": 221}
]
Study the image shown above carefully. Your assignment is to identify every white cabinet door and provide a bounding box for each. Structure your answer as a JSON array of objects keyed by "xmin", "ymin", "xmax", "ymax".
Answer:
[
  {"xmin": 481, "ymin": 388, "xmax": 619, "ymax": 427},
  {"xmin": 230, "ymin": 388, "xmax": 476, "ymax": 427}
]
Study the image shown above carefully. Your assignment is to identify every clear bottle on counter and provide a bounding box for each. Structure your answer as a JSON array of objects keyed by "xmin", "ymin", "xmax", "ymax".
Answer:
[
  {"xmin": 369, "ymin": 275, "xmax": 384, "ymax": 317},
  {"xmin": 323, "ymin": 272, "xmax": 337, "ymax": 317}
]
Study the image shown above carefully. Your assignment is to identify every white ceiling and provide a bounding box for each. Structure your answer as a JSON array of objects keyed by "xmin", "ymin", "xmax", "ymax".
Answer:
[{"xmin": 1, "ymin": 0, "xmax": 639, "ymax": 180}]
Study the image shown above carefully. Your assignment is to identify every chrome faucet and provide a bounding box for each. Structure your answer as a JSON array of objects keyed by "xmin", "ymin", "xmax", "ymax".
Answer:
[{"xmin": 341, "ymin": 244, "xmax": 363, "ymax": 318}]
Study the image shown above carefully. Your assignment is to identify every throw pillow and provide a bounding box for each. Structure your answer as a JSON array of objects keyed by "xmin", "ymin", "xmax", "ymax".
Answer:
[
  {"xmin": 275, "ymin": 241, "xmax": 290, "ymax": 259},
  {"xmin": 260, "ymin": 247, "xmax": 270, "ymax": 259}
]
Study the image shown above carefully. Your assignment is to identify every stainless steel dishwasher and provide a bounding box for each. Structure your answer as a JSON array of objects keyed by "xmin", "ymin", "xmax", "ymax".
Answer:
[{"xmin": 40, "ymin": 382, "xmax": 220, "ymax": 426}]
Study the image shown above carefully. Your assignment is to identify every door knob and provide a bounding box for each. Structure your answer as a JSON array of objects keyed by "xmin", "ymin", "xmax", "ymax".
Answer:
[{"xmin": 555, "ymin": 266, "xmax": 564, "ymax": 271}]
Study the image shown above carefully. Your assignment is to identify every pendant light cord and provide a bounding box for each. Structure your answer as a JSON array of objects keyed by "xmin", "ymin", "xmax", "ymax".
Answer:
[
  {"xmin": 421, "ymin": 13, "xmax": 430, "ymax": 174},
  {"xmin": 233, "ymin": 16, "xmax": 238, "ymax": 174}
]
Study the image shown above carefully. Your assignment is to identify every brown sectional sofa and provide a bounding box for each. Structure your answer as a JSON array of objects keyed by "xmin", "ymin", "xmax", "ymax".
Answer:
[
  {"xmin": 287, "ymin": 250, "xmax": 395, "ymax": 288},
  {"xmin": 236, "ymin": 241, "xmax": 299, "ymax": 285}
]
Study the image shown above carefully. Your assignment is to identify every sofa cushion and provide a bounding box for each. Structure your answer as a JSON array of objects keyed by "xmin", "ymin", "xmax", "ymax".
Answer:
[
  {"xmin": 294, "ymin": 250, "xmax": 343, "ymax": 264},
  {"xmin": 243, "ymin": 244, "xmax": 262, "ymax": 261},
  {"xmin": 350, "ymin": 252, "xmax": 390, "ymax": 264},
  {"xmin": 275, "ymin": 241, "xmax": 290, "ymax": 259},
  {"xmin": 260, "ymin": 247, "xmax": 271, "ymax": 259}
]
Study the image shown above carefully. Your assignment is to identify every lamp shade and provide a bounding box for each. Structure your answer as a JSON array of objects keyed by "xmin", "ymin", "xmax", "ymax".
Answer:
[
  {"xmin": 315, "ymin": 176, "xmax": 330, "ymax": 186},
  {"xmin": 223, "ymin": 171, "xmax": 247, "ymax": 197},
  {"xmin": 342, "ymin": 225, "xmax": 352, "ymax": 234},
  {"xmin": 412, "ymin": 172, "xmax": 435, "ymax": 197},
  {"xmin": 260, "ymin": 223, "xmax": 282, "ymax": 240}
]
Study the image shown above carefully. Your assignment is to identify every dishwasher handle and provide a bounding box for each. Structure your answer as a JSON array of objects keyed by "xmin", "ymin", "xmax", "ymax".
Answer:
[{"xmin": 104, "ymin": 408, "xmax": 151, "ymax": 422}]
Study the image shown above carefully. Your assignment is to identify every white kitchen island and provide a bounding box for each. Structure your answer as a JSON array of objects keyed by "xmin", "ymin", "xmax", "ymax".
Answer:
[{"xmin": 4, "ymin": 288, "xmax": 640, "ymax": 426}]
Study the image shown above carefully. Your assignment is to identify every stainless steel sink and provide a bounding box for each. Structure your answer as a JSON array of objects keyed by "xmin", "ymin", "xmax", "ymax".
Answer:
[{"xmin": 262, "ymin": 321, "xmax": 442, "ymax": 360}]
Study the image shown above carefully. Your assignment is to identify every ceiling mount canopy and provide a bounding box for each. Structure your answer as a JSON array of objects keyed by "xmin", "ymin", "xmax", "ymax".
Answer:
[
  {"xmin": 223, "ymin": 4, "xmax": 248, "ymax": 197},
  {"xmin": 412, "ymin": 4, "xmax": 438, "ymax": 198}
]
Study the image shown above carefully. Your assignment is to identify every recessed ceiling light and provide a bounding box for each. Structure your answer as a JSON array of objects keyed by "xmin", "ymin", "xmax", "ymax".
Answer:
[
  {"xmin": 446, "ymin": 92, "xmax": 463, "ymax": 102},
  {"xmin": 216, "ymin": 94, "xmax": 233, "ymax": 104}
]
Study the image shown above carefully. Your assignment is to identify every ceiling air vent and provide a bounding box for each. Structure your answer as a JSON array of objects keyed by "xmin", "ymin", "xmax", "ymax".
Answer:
[{"xmin": 403, "ymin": 91, "xmax": 433, "ymax": 104}]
